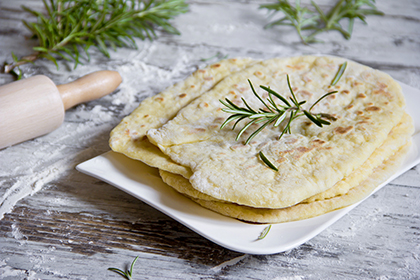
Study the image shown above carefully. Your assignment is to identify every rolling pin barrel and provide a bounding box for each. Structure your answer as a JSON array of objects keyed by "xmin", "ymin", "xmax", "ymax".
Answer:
[{"xmin": 0, "ymin": 71, "xmax": 122, "ymax": 149}]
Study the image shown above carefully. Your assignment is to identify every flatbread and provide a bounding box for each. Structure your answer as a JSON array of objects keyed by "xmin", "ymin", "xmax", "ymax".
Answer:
[
  {"xmin": 110, "ymin": 55, "xmax": 413, "ymax": 224},
  {"xmin": 159, "ymin": 139, "xmax": 411, "ymax": 224},
  {"xmin": 109, "ymin": 58, "xmax": 257, "ymax": 178},
  {"xmin": 159, "ymin": 112, "xmax": 413, "ymax": 207},
  {"xmin": 147, "ymin": 56, "xmax": 406, "ymax": 208},
  {"xmin": 189, "ymin": 143, "xmax": 411, "ymax": 224}
]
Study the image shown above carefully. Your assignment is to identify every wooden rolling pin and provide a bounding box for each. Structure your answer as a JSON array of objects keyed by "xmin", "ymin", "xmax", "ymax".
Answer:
[{"xmin": 0, "ymin": 71, "xmax": 122, "ymax": 149}]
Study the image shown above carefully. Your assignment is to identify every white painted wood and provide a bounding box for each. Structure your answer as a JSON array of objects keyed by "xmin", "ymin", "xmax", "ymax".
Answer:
[{"xmin": 0, "ymin": 0, "xmax": 419, "ymax": 279}]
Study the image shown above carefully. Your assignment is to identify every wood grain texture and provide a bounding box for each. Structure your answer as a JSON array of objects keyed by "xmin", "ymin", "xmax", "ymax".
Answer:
[{"xmin": 0, "ymin": 0, "xmax": 419, "ymax": 279}]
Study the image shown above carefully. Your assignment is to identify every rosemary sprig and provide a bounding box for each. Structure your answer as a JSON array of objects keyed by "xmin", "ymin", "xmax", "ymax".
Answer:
[
  {"xmin": 258, "ymin": 225, "xmax": 272, "ymax": 240},
  {"xmin": 3, "ymin": 0, "xmax": 188, "ymax": 74},
  {"xmin": 220, "ymin": 75, "xmax": 337, "ymax": 145},
  {"xmin": 261, "ymin": 0, "xmax": 384, "ymax": 44},
  {"xmin": 108, "ymin": 256, "xmax": 139, "ymax": 280}
]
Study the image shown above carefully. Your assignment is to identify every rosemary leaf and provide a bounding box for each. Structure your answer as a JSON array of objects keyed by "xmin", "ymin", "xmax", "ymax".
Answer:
[
  {"xmin": 258, "ymin": 224, "xmax": 272, "ymax": 240},
  {"xmin": 330, "ymin": 61, "xmax": 347, "ymax": 86},
  {"xmin": 259, "ymin": 152, "xmax": 278, "ymax": 172}
]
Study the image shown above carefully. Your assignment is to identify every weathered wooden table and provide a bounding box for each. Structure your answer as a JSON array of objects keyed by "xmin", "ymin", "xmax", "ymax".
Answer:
[{"xmin": 1, "ymin": 0, "xmax": 419, "ymax": 279}]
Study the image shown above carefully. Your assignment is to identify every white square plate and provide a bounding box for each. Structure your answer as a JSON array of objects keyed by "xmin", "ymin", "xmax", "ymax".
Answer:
[{"xmin": 77, "ymin": 82, "xmax": 420, "ymax": 255}]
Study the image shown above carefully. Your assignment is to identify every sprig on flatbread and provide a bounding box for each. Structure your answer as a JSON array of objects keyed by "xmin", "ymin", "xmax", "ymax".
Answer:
[{"xmin": 220, "ymin": 75, "xmax": 338, "ymax": 145}]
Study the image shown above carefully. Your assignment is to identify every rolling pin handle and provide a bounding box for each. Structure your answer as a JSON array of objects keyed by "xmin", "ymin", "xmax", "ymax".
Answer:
[{"xmin": 57, "ymin": 70, "xmax": 122, "ymax": 110}]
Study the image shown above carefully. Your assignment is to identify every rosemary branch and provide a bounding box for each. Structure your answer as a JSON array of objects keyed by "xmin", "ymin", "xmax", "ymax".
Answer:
[
  {"xmin": 3, "ymin": 0, "xmax": 188, "ymax": 74},
  {"xmin": 261, "ymin": 0, "xmax": 384, "ymax": 44},
  {"xmin": 220, "ymin": 75, "xmax": 337, "ymax": 145},
  {"xmin": 224, "ymin": 62, "xmax": 347, "ymax": 172}
]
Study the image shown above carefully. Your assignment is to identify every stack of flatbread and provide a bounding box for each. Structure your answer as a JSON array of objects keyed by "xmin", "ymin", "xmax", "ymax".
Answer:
[{"xmin": 110, "ymin": 56, "xmax": 413, "ymax": 224}]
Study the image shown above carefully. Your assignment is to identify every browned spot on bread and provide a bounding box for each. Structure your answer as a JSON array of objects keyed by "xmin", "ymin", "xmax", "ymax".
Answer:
[
  {"xmin": 204, "ymin": 77, "xmax": 213, "ymax": 81},
  {"xmin": 215, "ymin": 117, "xmax": 225, "ymax": 122},
  {"xmin": 254, "ymin": 71, "xmax": 263, "ymax": 76},
  {"xmin": 302, "ymin": 75, "xmax": 312, "ymax": 83},
  {"xmin": 276, "ymin": 157, "xmax": 286, "ymax": 163},
  {"xmin": 211, "ymin": 64, "xmax": 221, "ymax": 68},
  {"xmin": 366, "ymin": 102, "xmax": 374, "ymax": 106},
  {"xmin": 179, "ymin": 93, "xmax": 187, "ymax": 98},
  {"xmin": 356, "ymin": 110, "xmax": 364, "ymax": 115},
  {"xmin": 278, "ymin": 149, "xmax": 294, "ymax": 155},
  {"xmin": 297, "ymin": 147, "xmax": 312, "ymax": 153},
  {"xmin": 198, "ymin": 69, "xmax": 206, "ymax": 73},
  {"xmin": 144, "ymin": 114, "xmax": 149, "ymax": 118},
  {"xmin": 141, "ymin": 125, "xmax": 145, "ymax": 128},
  {"xmin": 365, "ymin": 106, "xmax": 381, "ymax": 112},
  {"xmin": 298, "ymin": 90, "xmax": 313, "ymax": 99},
  {"xmin": 124, "ymin": 129, "xmax": 130, "ymax": 135},
  {"xmin": 356, "ymin": 93, "xmax": 366, "ymax": 98},
  {"xmin": 334, "ymin": 126, "xmax": 354, "ymax": 134},
  {"xmin": 327, "ymin": 94, "xmax": 336, "ymax": 100},
  {"xmin": 378, "ymin": 82, "xmax": 388, "ymax": 89},
  {"xmin": 194, "ymin": 128, "xmax": 206, "ymax": 133},
  {"xmin": 190, "ymin": 85, "xmax": 195, "ymax": 88},
  {"xmin": 203, "ymin": 103, "xmax": 209, "ymax": 107},
  {"xmin": 372, "ymin": 89, "xmax": 393, "ymax": 99},
  {"xmin": 156, "ymin": 97, "xmax": 164, "ymax": 102},
  {"xmin": 286, "ymin": 64, "xmax": 304, "ymax": 70},
  {"xmin": 357, "ymin": 120, "xmax": 370, "ymax": 125},
  {"xmin": 292, "ymin": 87, "xmax": 299, "ymax": 92},
  {"xmin": 312, "ymin": 139, "xmax": 326, "ymax": 145},
  {"xmin": 285, "ymin": 138, "xmax": 298, "ymax": 144},
  {"xmin": 345, "ymin": 104, "xmax": 354, "ymax": 110},
  {"xmin": 353, "ymin": 81, "xmax": 363, "ymax": 86},
  {"xmin": 230, "ymin": 144, "xmax": 247, "ymax": 150},
  {"xmin": 322, "ymin": 73, "xmax": 329, "ymax": 78}
]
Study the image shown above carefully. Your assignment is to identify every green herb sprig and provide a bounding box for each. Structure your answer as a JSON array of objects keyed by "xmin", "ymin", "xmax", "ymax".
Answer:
[
  {"xmin": 3, "ymin": 0, "xmax": 188, "ymax": 74},
  {"xmin": 108, "ymin": 256, "xmax": 139, "ymax": 280},
  {"xmin": 220, "ymin": 75, "xmax": 337, "ymax": 145},
  {"xmin": 261, "ymin": 0, "xmax": 384, "ymax": 44},
  {"xmin": 222, "ymin": 62, "xmax": 347, "ymax": 172}
]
